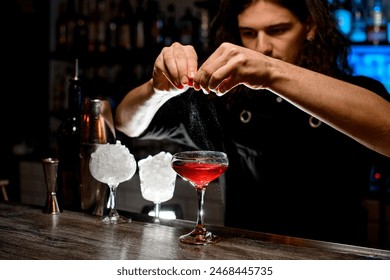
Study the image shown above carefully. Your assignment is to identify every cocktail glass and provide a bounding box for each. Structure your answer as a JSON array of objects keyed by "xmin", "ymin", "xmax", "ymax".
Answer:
[
  {"xmin": 138, "ymin": 151, "xmax": 177, "ymax": 223},
  {"xmin": 89, "ymin": 141, "xmax": 136, "ymax": 224},
  {"xmin": 171, "ymin": 150, "xmax": 228, "ymax": 245}
]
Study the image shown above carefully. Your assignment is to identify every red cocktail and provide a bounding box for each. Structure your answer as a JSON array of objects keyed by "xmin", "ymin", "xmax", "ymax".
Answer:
[{"xmin": 172, "ymin": 162, "xmax": 228, "ymax": 188}]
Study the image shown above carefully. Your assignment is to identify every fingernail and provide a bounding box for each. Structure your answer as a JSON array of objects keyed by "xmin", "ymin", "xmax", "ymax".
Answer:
[{"xmin": 181, "ymin": 75, "xmax": 189, "ymax": 85}]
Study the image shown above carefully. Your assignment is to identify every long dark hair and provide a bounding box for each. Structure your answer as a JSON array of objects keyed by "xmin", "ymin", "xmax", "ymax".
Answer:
[{"xmin": 209, "ymin": 0, "xmax": 352, "ymax": 77}]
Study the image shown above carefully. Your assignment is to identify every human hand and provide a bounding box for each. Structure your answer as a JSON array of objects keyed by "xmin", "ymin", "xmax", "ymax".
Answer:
[
  {"xmin": 153, "ymin": 42, "xmax": 198, "ymax": 94},
  {"xmin": 194, "ymin": 42, "xmax": 268, "ymax": 95}
]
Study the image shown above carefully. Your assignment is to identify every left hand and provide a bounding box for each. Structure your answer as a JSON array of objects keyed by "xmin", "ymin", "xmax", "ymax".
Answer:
[{"xmin": 194, "ymin": 42, "xmax": 271, "ymax": 95}]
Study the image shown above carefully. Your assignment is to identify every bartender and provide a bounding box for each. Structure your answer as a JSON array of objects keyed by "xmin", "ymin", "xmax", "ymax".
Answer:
[{"xmin": 115, "ymin": 0, "xmax": 390, "ymax": 246}]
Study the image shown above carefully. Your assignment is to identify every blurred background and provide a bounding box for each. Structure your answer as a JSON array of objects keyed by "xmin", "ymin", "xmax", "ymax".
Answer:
[{"xmin": 1, "ymin": 0, "xmax": 389, "ymax": 248}]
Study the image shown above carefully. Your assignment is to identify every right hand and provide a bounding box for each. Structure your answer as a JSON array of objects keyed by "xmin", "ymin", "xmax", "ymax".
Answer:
[{"xmin": 152, "ymin": 42, "xmax": 198, "ymax": 94}]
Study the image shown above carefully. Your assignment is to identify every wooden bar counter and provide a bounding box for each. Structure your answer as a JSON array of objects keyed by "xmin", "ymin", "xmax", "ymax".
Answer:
[{"xmin": 0, "ymin": 201, "xmax": 389, "ymax": 260}]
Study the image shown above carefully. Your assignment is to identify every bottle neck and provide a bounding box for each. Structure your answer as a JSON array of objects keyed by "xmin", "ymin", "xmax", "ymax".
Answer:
[{"xmin": 68, "ymin": 79, "xmax": 83, "ymax": 114}]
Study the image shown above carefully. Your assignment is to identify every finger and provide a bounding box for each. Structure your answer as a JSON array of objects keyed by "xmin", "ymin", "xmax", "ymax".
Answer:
[
  {"xmin": 181, "ymin": 45, "xmax": 198, "ymax": 87},
  {"xmin": 194, "ymin": 65, "xmax": 211, "ymax": 93},
  {"xmin": 195, "ymin": 54, "xmax": 231, "ymax": 93},
  {"xmin": 160, "ymin": 46, "xmax": 182, "ymax": 88},
  {"xmin": 153, "ymin": 52, "xmax": 175, "ymax": 92},
  {"xmin": 162, "ymin": 43, "xmax": 198, "ymax": 89},
  {"xmin": 194, "ymin": 43, "xmax": 233, "ymax": 91},
  {"xmin": 214, "ymin": 76, "xmax": 239, "ymax": 96},
  {"xmin": 208, "ymin": 56, "xmax": 241, "ymax": 93}
]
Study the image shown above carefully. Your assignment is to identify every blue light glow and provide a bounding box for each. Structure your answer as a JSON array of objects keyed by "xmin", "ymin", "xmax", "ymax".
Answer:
[{"xmin": 349, "ymin": 45, "xmax": 390, "ymax": 93}]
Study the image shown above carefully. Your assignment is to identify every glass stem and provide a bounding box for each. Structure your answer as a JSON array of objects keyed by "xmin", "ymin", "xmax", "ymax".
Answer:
[
  {"xmin": 154, "ymin": 202, "xmax": 161, "ymax": 223},
  {"xmin": 107, "ymin": 184, "xmax": 118, "ymax": 216},
  {"xmin": 195, "ymin": 187, "xmax": 206, "ymax": 230}
]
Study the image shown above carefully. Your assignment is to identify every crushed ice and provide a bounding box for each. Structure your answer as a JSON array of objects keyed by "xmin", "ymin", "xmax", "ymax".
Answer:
[
  {"xmin": 89, "ymin": 140, "xmax": 136, "ymax": 186},
  {"xmin": 138, "ymin": 151, "xmax": 177, "ymax": 203}
]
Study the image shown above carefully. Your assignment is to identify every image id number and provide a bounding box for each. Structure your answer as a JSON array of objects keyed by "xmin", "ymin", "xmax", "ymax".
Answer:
[{"xmin": 210, "ymin": 266, "xmax": 273, "ymax": 276}]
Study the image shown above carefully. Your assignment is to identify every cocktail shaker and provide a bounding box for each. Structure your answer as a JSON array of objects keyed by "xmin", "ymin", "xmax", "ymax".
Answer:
[{"xmin": 80, "ymin": 97, "xmax": 116, "ymax": 216}]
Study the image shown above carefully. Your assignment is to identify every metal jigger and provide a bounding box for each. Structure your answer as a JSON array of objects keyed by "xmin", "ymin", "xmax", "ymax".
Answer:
[{"xmin": 42, "ymin": 158, "xmax": 61, "ymax": 214}]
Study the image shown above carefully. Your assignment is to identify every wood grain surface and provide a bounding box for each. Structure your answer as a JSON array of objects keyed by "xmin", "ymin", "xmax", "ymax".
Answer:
[{"xmin": 0, "ymin": 202, "xmax": 389, "ymax": 260}]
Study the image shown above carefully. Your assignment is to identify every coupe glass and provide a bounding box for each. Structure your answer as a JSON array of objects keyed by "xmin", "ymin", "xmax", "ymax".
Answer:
[
  {"xmin": 89, "ymin": 141, "xmax": 136, "ymax": 224},
  {"xmin": 171, "ymin": 150, "xmax": 228, "ymax": 245},
  {"xmin": 138, "ymin": 152, "xmax": 177, "ymax": 223}
]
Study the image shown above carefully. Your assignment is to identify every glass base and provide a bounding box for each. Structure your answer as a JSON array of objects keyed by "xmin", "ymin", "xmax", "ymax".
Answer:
[
  {"xmin": 179, "ymin": 228, "xmax": 221, "ymax": 245},
  {"xmin": 102, "ymin": 212, "xmax": 131, "ymax": 224}
]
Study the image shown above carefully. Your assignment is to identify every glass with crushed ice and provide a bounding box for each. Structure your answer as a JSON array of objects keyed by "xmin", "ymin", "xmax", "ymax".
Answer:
[
  {"xmin": 138, "ymin": 151, "xmax": 177, "ymax": 223},
  {"xmin": 89, "ymin": 140, "xmax": 136, "ymax": 224}
]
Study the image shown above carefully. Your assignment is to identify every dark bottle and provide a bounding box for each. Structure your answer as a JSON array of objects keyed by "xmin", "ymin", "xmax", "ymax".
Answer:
[
  {"xmin": 55, "ymin": 2, "xmax": 69, "ymax": 53},
  {"xmin": 116, "ymin": 0, "xmax": 133, "ymax": 51},
  {"xmin": 57, "ymin": 59, "xmax": 83, "ymax": 211},
  {"xmin": 164, "ymin": 3, "xmax": 179, "ymax": 46},
  {"xmin": 134, "ymin": 0, "xmax": 146, "ymax": 49},
  {"xmin": 144, "ymin": 0, "xmax": 165, "ymax": 50},
  {"xmin": 72, "ymin": 0, "xmax": 89, "ymax": 54},
  {"xmin": 178, "ymin": 8, "xmax": 201, "ymax": 49},
  {"xmin": 106, "ymin": 0, "xmax": 119, "ymax": 51}
]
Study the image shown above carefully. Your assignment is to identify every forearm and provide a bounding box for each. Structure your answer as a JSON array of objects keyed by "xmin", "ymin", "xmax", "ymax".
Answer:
[
  {"xmin": 269, "ymin": 61, "xmax": 390, "ymax": 157},
  {"xmin": 115, "ymin": 79, "xmax": 180, "ymax": 137}
]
